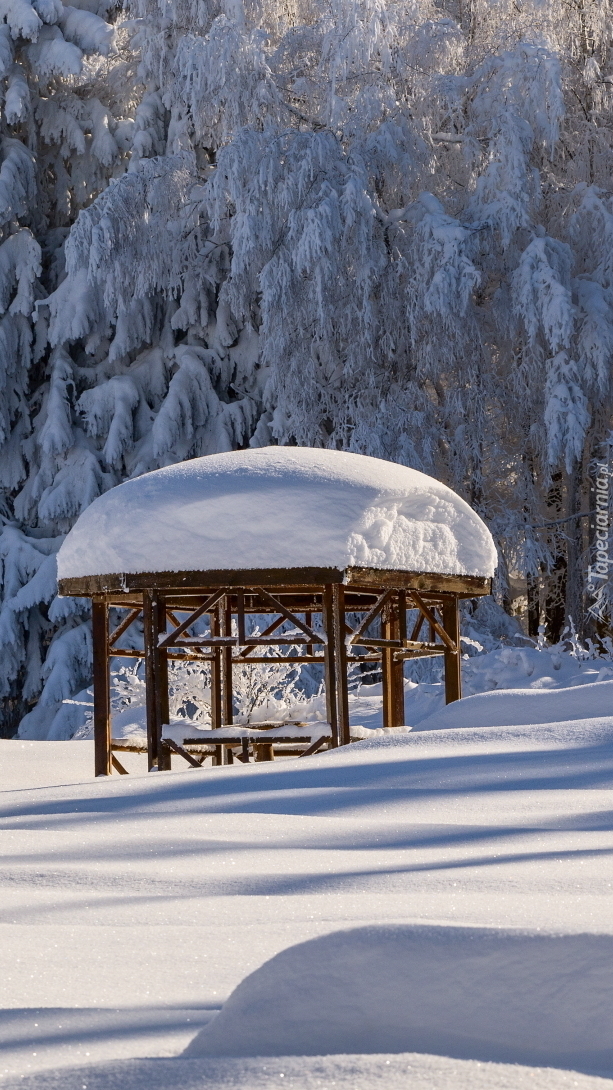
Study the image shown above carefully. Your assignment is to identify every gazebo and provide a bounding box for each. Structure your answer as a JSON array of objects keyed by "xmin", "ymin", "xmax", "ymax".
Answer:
[{"xmin": 57, "ymin": 447, "xmax": 497, "ymax": 776}]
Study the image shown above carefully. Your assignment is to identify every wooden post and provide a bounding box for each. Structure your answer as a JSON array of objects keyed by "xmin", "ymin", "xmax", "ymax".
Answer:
[
  {"xmin": 221, "ymin": 596, "xmax": 233, "ymax": 726},
  {"xmin": 143, "ymin": 590, "xmax": 166, "ymax": 771},
  {"xmin": 92, "ymin": 597, "xmax": 111, "ymax": 777},
  {"xmin": 210, "ymin": 604, "xmax": 223, "ymax": 731},
  {"xmin": 332, "ymin": 584, "xmax": 351, "ymax": 745},
  {"xmin": 323, "ymin": 584, "xmax": 339, "ymax": 747},
  {"xmin": 442, "ymin": 596, "xmax": 462, "ymax": 704},
  {"xmin": 381, "ymin": 592, "xmax": 405, "ymax": 729},
  {"xmin": 157, "ymin": 594, "xmax": 171, "ymax": 771}
]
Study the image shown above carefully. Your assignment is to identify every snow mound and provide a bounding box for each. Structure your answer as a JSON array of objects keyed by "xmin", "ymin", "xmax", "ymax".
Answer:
[
  {"xmin": 185, "ymin": 925, "xmax": 613, "ymax": 1073},
  {"xmin": 56, "ymin": 447, "xmax": 497, "ymax": 579},
  {"xmin": 415, "ymin": 679, "xmax": 613, "ymax": 731}
]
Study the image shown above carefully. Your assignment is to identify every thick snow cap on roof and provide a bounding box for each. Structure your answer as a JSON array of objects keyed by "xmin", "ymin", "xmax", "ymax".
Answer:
[{"xmin": 57, "ymin": 447, "xmax": 497, "ymax": 580}]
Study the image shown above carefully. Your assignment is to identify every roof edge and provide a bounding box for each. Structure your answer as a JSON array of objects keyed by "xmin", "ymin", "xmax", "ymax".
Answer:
[{"xmin": 58, "ymin": 567, "xmax": 492, "ymax": 598}]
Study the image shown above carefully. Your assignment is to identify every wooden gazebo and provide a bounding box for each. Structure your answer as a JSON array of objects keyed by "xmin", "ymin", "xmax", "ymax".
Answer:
[{"xmin": 57, "ymin": 448, "xmax": 496, "ymax": 776}]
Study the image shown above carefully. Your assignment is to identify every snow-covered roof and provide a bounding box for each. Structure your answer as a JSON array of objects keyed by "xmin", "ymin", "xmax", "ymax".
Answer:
[{"xmin": 57, "ymin": 447, "xmax": 497, "ymax": 580}]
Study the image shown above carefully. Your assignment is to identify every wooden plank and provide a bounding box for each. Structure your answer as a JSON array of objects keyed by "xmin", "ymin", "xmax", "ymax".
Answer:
[
  {"xmin": 254, "ymin": 742, "xmax": 274, "ymax": 762},
  {"xmin": 232, "ymin": 655, "xmax": 325, "ymax": 663},
  {"xmin": 344, "ymin": 569, "xmax": 492, "ymax": 596},
  {"xmin": 60, "ymin": 568, "xmax": 491, "ymax": 600},
  {"xmin": 111, "ymin": 753, "xmax": 129, "ymax": 775},
  {"xmin": 443, "ymin": 597, "xmax": 462, "ymax": 704},
  {"xmin": 355, "ymin": 637, "xmax": 403, "ymax": 648},
  {"xmin": 110, "ymin": 648, "xmax": 214, "ymax": 661},
  {"xmin": 92, "ymin": 598, "xmax": 111, "ymax": 777},
  {"xmin": 59, "ymin": 568, "xmax": 345, "ymax": 596},
  {"xmin": 182, "ymin": 735, "xmax": 321, "ymax": 745}
]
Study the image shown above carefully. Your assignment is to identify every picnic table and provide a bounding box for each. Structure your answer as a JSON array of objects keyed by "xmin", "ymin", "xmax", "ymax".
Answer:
[{"xmin": 108, "ymin": 721, "xmax": 361, "ymax": 772}]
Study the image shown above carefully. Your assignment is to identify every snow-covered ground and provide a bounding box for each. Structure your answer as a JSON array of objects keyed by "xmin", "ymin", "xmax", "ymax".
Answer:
[{"xmin": 2, "ymin": 679, "xmax": 613, "ymax": 1088}]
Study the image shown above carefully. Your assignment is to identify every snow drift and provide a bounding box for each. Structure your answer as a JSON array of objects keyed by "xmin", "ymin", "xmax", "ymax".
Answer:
[
  {"xmin": 414, "ymin": 679, "xmax": 613, "ymax": 731},
  {"xmin": 185, "ymin": 925, "xmax": 613, "ymax": 1073},
  {"xmin": 56, "ymin": 447, "xmax": 497, "ymax": 580}
]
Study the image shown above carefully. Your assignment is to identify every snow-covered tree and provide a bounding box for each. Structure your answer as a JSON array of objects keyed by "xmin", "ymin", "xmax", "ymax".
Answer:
[
  {"xmin": 6, "ymin": 0, "xmax": 613, "ymax": 736},
  {"xmin": 0, "ymin": 0, "xmax": 135, "ymax": 733}
]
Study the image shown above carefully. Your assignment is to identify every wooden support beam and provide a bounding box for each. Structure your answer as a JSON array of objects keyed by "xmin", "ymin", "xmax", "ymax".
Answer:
[
  {"xmin": 111, "ymin": 753, "xmax": 129, "ymax": 775},
  {"xmin": 143, "ymin": 590, "xmax": 169, "ymax": 771},
  {"xmin": 442, "ymin": 597, "xmax": 462, "ymax": 704},
  {"xmin": 409, "ymin": 610, "xmax": 425, "ymax": 642},
  {"xmin": 237, "ymin": 738, "xmax": 250, "ymax": 763},
  {"xmin": 381, "ymin": 592, "xmax": 405, "ymax": 730},
  {"xmin": 210, "ymin": 606, "xmax": 223, "ymax": 731},
  {"xmin": 110, "ymin": 648, "xmax": 215, "ymax": 661},
  {"xmin": 221, "ymin": 596, "xmax": 233, "ymax": 726},
  {"xmin": 298, "ymin": 736, "xmax": 328, "ymax": 758},
  {"xmin": 348, "ymin": 589, "xmax": 393, "ymax": 645},
  {"xmin": 92, "ymin": 597, "xmax": 111, "ymax": 777},
  {"xmin": 158, "ymin": 595, "xmax": 170, "ymax": 771},
  {"xmin": 236, "ymin": 590, "xmax": 246, "ymax": 645},
  {"xmin": 164, "ymin": 737, "xmax": 202, "ymax": 768},
  {"xmin": 305, "ymin": 611, "xmax": 313, "ymax": 657},
  {"xmin": 332, "ymin": 583, "xmax": 350, "ymax": 746},
  {"xmin": 59, "ymin": 567, "xmax": 491, "ymax": 599},
  {"xmin": 323, "ymin": 584, "xmax": 339, "ymax": 748}
]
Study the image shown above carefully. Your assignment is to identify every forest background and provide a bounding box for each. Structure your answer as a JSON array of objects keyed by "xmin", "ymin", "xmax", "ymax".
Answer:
[{"xmin": 0, "ymin": 0, "xmax": 611, "ymax": 736}]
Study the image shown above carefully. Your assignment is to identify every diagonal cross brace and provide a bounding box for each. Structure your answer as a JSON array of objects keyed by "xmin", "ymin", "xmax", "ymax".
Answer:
[
  {"xmin": 348, "ymin": 589, "xmax": 394, "ymax": 645},
  {"xmin": 109, "ymin": 607, "xmax": 142, "ymax": 647},
  {"xmin": 409, "ymin": 591, "xmax": 457, "ymax": 653},
  {"xmin": 158, "ymin": 588, "xmax": 228, "ymax": 648},
  {"xmin": 254, "ymin": 587, "xmax": 326, "ymax": 643}
]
